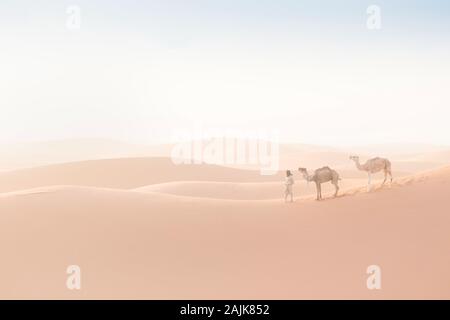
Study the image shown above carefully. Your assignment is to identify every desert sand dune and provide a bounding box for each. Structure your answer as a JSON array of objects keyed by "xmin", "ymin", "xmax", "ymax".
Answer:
[
  {"xmin": 0, "ymin": 166, "xmax": 450, "ymax": 299},
  {"xmin": 3, "ymin": 139, "xmax": 448, "ymax": 175},
  {"xmin": 222, "ymin": 150, "xmax": 434, "ymax": 177},
  {"xmin": 134, "ymin": 181, "xmax": 283, "ymax": 200},
  {"xmin": 0, "ymin": 139, "xmax": 175, "ymax": 171},
  {"xmin": 0, "ymin": 154, "xmax": 429, "ymax": 198},
  {"xmin": 0, "ymin": 157, "xmax": 287, "ymax": 193},
  {"xmin": 0, "ymin": 156, "xmax": 379, "ymax": 195},
  {"xmin": 0, "ymin": 140, "xmax": 350, "ymax": 171},
  {"xmin": 134, "ymin": 178, "xmax": 368, "ymax": 200}
]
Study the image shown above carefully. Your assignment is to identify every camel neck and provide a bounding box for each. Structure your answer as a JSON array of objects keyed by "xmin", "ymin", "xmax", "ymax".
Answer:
[
  {"xmin": 354, "ymin": 160, "xmax": 364, "ymax": 171},
  {"xmin": 304, "ymin": 171, "xmax": 313, "ymax": 181}
]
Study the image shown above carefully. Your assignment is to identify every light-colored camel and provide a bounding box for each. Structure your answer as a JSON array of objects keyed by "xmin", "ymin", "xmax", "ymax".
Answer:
[
  {"xmin": 298, "ymin": 166, "xmax": 340, "ymax": 201},
  {"xmin": 349, "ymin": 156, "xmax": 392, "ymax": 190}
]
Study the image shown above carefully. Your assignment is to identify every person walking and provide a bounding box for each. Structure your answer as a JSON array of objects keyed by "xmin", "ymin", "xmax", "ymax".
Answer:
[{"xmin": 284, "ymin": 170, "xmax": 295, "ymax": 203}]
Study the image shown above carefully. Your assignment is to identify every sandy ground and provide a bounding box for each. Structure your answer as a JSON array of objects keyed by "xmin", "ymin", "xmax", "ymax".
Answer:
[{"xmin": 0, "ymin": 152, "xmax": 449, "ymax": 299}]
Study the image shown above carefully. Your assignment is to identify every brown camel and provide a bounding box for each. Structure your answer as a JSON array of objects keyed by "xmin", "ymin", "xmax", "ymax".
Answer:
[
  {"xmin": 349, "ymin": 156, "xmax": 392, "ymax": 190},
  {"xmin": 298, "ymin": 166, "xmax": 340, "ymax": 201}
]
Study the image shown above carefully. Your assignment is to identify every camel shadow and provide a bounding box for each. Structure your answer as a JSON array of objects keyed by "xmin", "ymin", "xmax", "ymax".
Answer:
[{"xmin": 311, "ymin": 181, "xmax": 395, "ymax": 202}]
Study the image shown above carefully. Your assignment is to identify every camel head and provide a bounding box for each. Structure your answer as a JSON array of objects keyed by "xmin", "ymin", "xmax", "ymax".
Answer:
[
  {"xmin": 349, "ymin": 155, "xmax": 359, "ymax": 162},
  {"xmin": 298, "ymin": 167, "xmax": 308, "ymax": 179}
]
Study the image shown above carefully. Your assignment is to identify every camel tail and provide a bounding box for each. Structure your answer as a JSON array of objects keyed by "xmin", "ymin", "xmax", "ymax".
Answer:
[
  {"xmin": 385, "ymin": 159, "xmax": 393, "ymax": 181},
  {"xmin": 333, "ymin": 170, "xmax": 341, "ymax": 181}
]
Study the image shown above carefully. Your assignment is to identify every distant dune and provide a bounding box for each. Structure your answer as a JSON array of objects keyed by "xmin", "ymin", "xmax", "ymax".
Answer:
[
  {"xmin": 0, "ymin": 157, "xmax": 285, "ymax": 193},
  {"xmin": 1, "ymin": 139, "xmax": 449, "ymax": 174},
  {"xmin": 0, "ymin": 156, "xmax": 406, "ymax": 196},
  {"xmin": 0, "ymin": 139, "xmax": 170, "ymax": 171},
  {"xmin": 1, "ymin": 164, "xmax": 450, "ymax": 299}
]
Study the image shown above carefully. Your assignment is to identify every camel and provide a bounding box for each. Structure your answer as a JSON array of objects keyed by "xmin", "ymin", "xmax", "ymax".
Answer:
[
  {"xmin": 298, "ymin": 166, "xmax": 340, "ymax": 201},
  {"xmin": 349, "ymin": 156, "xmax": 392, "ymax": 190}
]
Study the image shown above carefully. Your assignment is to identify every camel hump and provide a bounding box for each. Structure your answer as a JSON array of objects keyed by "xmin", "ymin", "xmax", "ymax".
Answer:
[
  {"xmin": 373, "ymin": 157, "xmax": 390, "ymax": 163},
  {"xmin": 315, "ymin": 166, "xmax": 333, "ymax": 175},
  {"xmin": 373, "ymin": 157, "xmax": 390, "ymax": 165}
]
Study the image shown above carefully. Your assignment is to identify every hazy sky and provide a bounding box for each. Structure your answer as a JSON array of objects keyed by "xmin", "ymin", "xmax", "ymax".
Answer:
[{"xmin": 1, "ymin": 0, "xmax": 449, "ymax": 146}]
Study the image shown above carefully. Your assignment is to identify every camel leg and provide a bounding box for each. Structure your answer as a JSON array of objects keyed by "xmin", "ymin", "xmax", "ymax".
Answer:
[
  {"xmin": 367, "ymin": 173, "xmax": 372, "ymax": 191},
  {"xmin": 382, "ymin": 170, "xmax": 387, "ymax": 185},
  {"xmin": 333, "ymin": 181, "xmax": 339, "ymax": 197},
  {"xmin": 315, "ymin": 182, "xmax": 320, "ymax": 201},
  {"xmin": 318, "ymin": 183, "xmax": 322, "ymax": 200}
]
